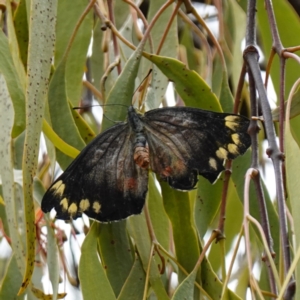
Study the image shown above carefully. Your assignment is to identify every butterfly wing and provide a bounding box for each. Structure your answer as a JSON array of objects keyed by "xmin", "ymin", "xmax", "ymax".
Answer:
[
  {"xmin": 41, "ymin": 122, "xmax": 148, "ymax": 222},
  {"xmin": 142, "ymin": 107, "xmax": 251, "ymax": 190}
]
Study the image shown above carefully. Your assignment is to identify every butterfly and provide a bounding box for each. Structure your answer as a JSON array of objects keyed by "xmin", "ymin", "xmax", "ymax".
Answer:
[{"xmin": 41, "ymin": 106, "xmax": 251, "ymax": 222}]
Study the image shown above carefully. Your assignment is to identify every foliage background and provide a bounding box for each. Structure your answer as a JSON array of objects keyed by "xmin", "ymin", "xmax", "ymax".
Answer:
[{"xmin": 0, "ymin": 0, "xmax": 300, "ymax": 299}]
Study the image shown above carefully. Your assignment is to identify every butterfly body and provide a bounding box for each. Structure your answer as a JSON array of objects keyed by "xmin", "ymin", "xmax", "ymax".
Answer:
[{"xmin": 42, "ymin": 106, "xmax": 251, "ymax": 222}]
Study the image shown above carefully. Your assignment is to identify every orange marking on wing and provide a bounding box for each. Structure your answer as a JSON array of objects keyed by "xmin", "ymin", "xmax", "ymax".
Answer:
[
  {"xmin": 125, "ymin": 178, "xmax": 138, "ymax": 190},
  {"xmin": 134, "ymin": 146, "xmax": 149, "ymax": 168},
  {"xmin": 160, "ymin": 158, "xmax": 187, "ymax": 178},
  {"xmin": 175, "ymin": 160, "xmax": 186, "ymax": 172},
  {"xmin": 162, "ymin": 166, "xmax": 173, "ymax": 177}
]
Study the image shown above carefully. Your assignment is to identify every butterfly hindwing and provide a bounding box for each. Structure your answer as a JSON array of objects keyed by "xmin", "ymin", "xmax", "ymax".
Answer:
[
  {"xmin": 142, "ymin": 107, "xmax": 251, "ymax": 189},
  {"xmin": 41, "ymin": 122, "xmax": 148, "ymax": 222}
]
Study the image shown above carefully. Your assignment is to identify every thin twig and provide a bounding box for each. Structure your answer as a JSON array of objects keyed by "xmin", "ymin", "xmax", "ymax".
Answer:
[
  {"xmin": 259, "ymin": 2, "xmax": 295, "ymax": 298},
  {"xmin": 107, "ymin": 0, "xmax": 121, "ymax": 75}
]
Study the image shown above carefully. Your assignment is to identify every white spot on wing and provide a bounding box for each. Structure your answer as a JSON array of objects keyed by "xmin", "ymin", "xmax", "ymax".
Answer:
[
  {"xmin": 225, "ymin": 115, "xmax": 239, "ymax": 122},
  {"xmin": 225, "ymin": 121, "xmax": 239, "ymax": 131},
  {"xmin": 231, "ymin": 133, "xmax": 240, "ymax": 145},
  {"xmin": 93, "ymin": 201, "xmax": 101, "ymax": 213},
  {"xmin": 216, "ymin": 147, "xmax": 228, "ymax": 160},
  {"xmin": 228, "ymin": 143, "xmax": 239, "ymax": 155},
  {"xmin": 51, "ymin": 180, "xmax": 65, "ymax": 196},
  {"xmin": 60, "ymin": 198, "xmax": 68, "ymax": 211},
  {"xmin": 68, "ymin": 203, "xmax": 78, "ymax": 215},
  {"xmin": 79, "ymin": 199, "xmax": 90, "ymax": 211},
  {"xmin": 209, "ymin": 157, "xmax": 218, "ymax": 170}
]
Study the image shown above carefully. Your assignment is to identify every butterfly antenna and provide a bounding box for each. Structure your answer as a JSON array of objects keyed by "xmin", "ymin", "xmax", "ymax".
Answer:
[
  {"xmin": 102, "ymin": 113, "xmax": 120, "ymax": 124},
  {"xmin": 73, "ymin": 103, "xmax": 129, "ymax": 110},
  {"xmin": 73, "ymin": 104, "xmax": 128, "ymax": 124},
  {"xmin": 132, "ymin": 69, "xmax": 153, "ymax": 96}
]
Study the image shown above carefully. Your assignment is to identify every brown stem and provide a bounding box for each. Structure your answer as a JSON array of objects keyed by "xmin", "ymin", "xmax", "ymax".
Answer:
[{"xmin": 107, "ymin": 0, "xmax": 121, "ymax": 75}]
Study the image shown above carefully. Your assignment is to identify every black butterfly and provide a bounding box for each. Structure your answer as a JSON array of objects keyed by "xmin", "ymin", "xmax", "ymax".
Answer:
[{"xmin": 41, "ymin": 106, "xmax": 251, "ymax": 222}]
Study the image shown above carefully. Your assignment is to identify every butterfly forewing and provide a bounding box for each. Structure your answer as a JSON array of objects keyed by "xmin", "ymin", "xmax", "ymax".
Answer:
[
  {"xmin": 41, "ymin": 122, "xmax": 148, "ymax": 222},
  {"xmin": 142, "ymin": 107, "xmax": 251, "ymax": 188}
]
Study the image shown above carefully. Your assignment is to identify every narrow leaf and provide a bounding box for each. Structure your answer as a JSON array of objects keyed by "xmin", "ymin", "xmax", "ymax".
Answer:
[
  {"xmin": 171, "ymin": 268, "xmax": 197, "ymax": 300},
  {"xmin": 98, "ymin": 221, "xmax": 133, "ymax": 297},
  {"xmin": 0, "ymin": 256, "xmax": 23, "ymax": 299},
  {"xmin": 127, "ymin": 214, "xmax": 170, "ymax": 300},
  {"xmin": 20, "ymin": 0, "xmax": 57, "ymax": 293},
  {"xmin": 117, "ymin": 256, "xmax": 146, "ymax": 300},
  {"xmin": 79, "ymin": 223, "xmax": 116, "ymax": 300},
  {"xmin": 46, "ymin": 218, "xmax": 60, "ymax": 300},
  {"xmin": 160, "ymin": 182, "xmax": 200, "ymax": 280},
  {"xmin": 47, "ymin": 61, "xmax": 86, "ymax": 169},
  {"xmin": 285, "ymin": 118, "xmax": 300, "ymax": 300},
  {"xmin": 0, "ymin": 31, "xmax": 26, "ymax": 137},
  {"xmin": 145, "ymin": 54, "xmax": 222, "ymax": 112},
  {"xmin": 0, "ymin": 74, "xmax": 26, "ymax": 280},
  {"xmin": 102, "ymin": 38, "xmax": 145, "ymax": 130}
]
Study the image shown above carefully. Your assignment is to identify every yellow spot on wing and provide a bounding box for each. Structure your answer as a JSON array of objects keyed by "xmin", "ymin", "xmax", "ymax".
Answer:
[
  {"xmin": 60, "ymin": 198, "xmax": 68, "ymax": 211},
  {"xmin": 51, "ymin": 180, "xmax": 63, "ymax": 189},
  {"xmin": 228, "ymin": 143, "xmax": 239, "ymax": 155},
  {"xmin": 231, "ymin": 133, "xmax": 240, "ymax": 145},
  {"xmin": 209, "ymin": 157, "xmax": 218, "ymax": 170},
  {"xmin": 68, "ymin": 203, "xmax": 78, "ymax": 215},
  {"xmin": 51, "ymin": 180, "xmax": 65, "ymax": 196},
  {"xmin": 225, "ymin": 115, "xmax": 239, "ymax": 122},
  {"xmin": 225, "ymin": 121, "xmax": 239, "ymax": 131},
  {"xmin": 93, "ymin": 201, "xmax": 101, "ymax": 213},
  {"xmin": 216, "ymin": 147, "xmax": 228, "ymax": 160},
  {"xmin": 79, "ymin": 199, "xmax": 90, "ymax": 211}
]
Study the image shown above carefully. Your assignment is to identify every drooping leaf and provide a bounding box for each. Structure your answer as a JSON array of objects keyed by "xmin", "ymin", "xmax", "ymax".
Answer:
[
  {"xmin": 145, "ymin": 54, "xmax": 222, "ymax": 112},
  {"xmin": 285, "ymin": 113, "xmax": 300, "ymax": 300},
  {"xmin": 20, "ymin": 0, "xmax": 57, "ymax": 292},
  {"xmin": 79, "ymin": 223, "xmax": 116, "ymax": 300}
]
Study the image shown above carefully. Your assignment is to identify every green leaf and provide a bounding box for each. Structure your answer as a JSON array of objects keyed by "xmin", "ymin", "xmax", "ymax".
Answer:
[
  {"xmin": 145, "ymin": 54, "xmax": 222, "ymax": 112},
  {"xmin": 117, "ymin": 256, "xmax": 146, "ymax": 300},
  {"xmin": 226, "ymin": 0, "xmax": 247, "ymax": 91},
  {"xmin": 171, "ymin": 268, "xmax": 197, "ymax": 300},
  {"xmin": 204, "ymin": 183, "xmax": 246, "ymax": 299},
  {"xmin": 46, "ymin": 218, "xmax": 60, "ymax": 299},
  {"xmin": 212, "ymin": 56, "xmax": 223, "ymax": 99},
  {"xmin": 90, "ymin": 20, "xmax": 104, "ymax": 91},
  {"xmin": 127, "ymin": 214, "xmax": 170, "ymax": 300},
  {"xmin": 272, "ymin": 85, "xmax": 300, "ymax": 121},
  {"xmin": 257, "ymin": 0, "xmax": 300, "ymax": 99},
  {"xmin": 70, "ymin": 104, "xmax": 96, "ymax": 144},
  {"xmin": 79, "ymin": 223, "xmax": 116, "ymax": 300},
  {"xmin": 195, "ymin": 175, "xmax": 224, "ymax": 239},
  {"xmin": 0, "ymin": 74, "xmax": 26, "ymax": 279},
  {"xmin": 143, "ymin": 0, "xmax": 178, "ymax": 109},
  {"xmin": 55, "ymin": 0, "xmax": 88, "ymax": 65},
  {"xmin": 13, "ymin": 0, "xmax": 29, "ymax": 68},
  {"xmin": 219, "ymin": 71, "xmax": 234, "ymax": 112},
  {"xmin": 102, "ymin": 35, "xmax": 146, "ymax": 129},
  {"xmin": 20, "ymin": 0, "xmax": 57, "ymax": 292},
  {"xmin": 285, "ymin": 117, "xmax": 300, "ymax": 300},
  {"xmin": 231, "ymin": 152, "xmax": 280, "ymax": 265},
  {"xmin": 160, "ymin": 182, "xmax": 200, "ymax": 279},
  {"xmin": 179, "ymin": 24, "xmax": 199, "ymax": 73},
  {"xmin": 148, "ymin": 174, "xmax": 170, "ymax": 250},
  {"xmin": 65, "ymin": 8, "xmax": 93, "ymax": 106},
  {"xmin": 0, "ymin": 256, "xmax": 23, "ymax": 300},
  {"xmin": 47, "ymin": 61, "xmax": 86, "ymax": 169},
  {"xmin": 201, "ymin": 256, "xmax": 242, "ymax": 300},
  {"xmin": 0, "ymin": 31, "xmax": 26, "ymax": 137},
  {"xmin": 5, "ymin": 0, "xmax": 27, "ymax": 90},
  {"xmin": 98, "ymin": 222, "xmax": 133, "ymax": 297}
]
